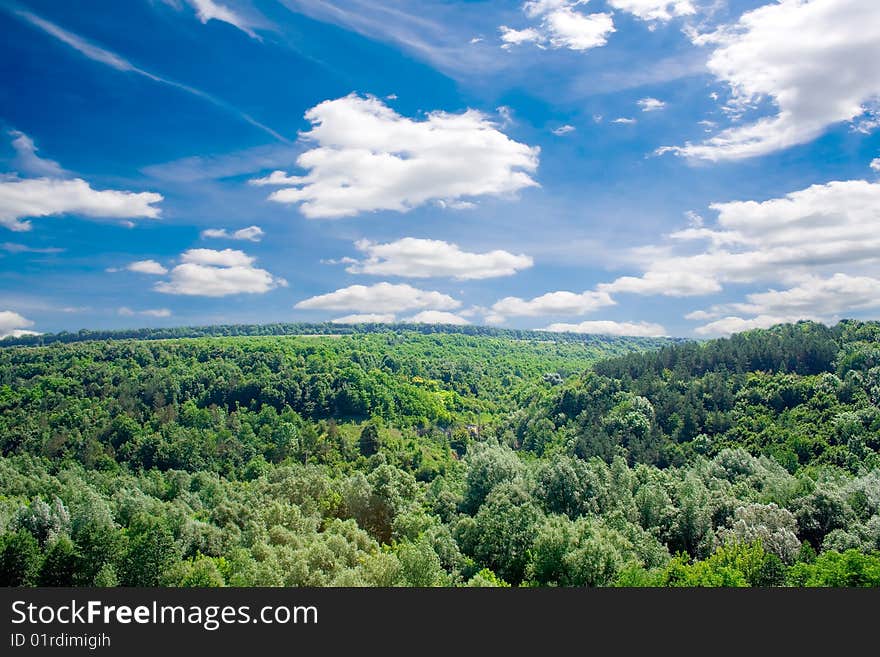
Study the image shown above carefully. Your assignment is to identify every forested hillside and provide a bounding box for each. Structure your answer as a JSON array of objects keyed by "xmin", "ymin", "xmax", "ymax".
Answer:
[
  {"xmin": 1, "ymin": 322, "xmax": 878, "ymax": 587},
  {"xmin": 0, "ymin": 321, "xmax": 680, "ymax": 348}
]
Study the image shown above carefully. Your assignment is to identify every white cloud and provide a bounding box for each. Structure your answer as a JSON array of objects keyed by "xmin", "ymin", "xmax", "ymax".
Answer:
[
  {"xmin": 249, "ymin": 170, "xmax": 299, "ymax": 186},
  {"xmin": 488, "ymin": 289, "xmax": 615, "ymax": 322},
  {"xmin": 497, "ymin": 105, "xmax": 514, "ymax": 127},
  {"xmin": 599, "ymin": 271, "xmax": 721, "ymax": 297},
  {"xmin": 668, "ymin": 0, "xmax": 880, "ymax": 160},
  {"xmin": 434, "ymin": 199, "xmax": 476, "ymax": 210},
  {"xmin": 612, "ymin": 117, "xmax": 637, "ymax": 124},
  {"xmin": 0, "ymin": 177, "xmax": 163, "ymax": 231},
  {"xmin": 200, "ymin": 225, "xmax": 264, "ymax": 242},
  {"xmin": 543, "ymin": 319, "xmax": 668, "ymax": 336},
  {"xmin": 605, "ymin": 179, "xmax": 880, "ymax": 298},
  {"xmin": 8, "ymin": 131, "xmax": 64, "ymax": 177},
  {"xmin": 0, "ymin": 242, "xmax": 64, "ymax": 254},
  {"xmin": 142, "ymin": 308, "xmax": 172, "ymax": 317},
  {"xmin": 691, "ymin": 274, "xmax": 880, "ymax": 336},
  {"xmin": 342, "ymin": 237, "xmax": 533, "ymax": 280},
  {"xmin": 638, "ymin": 97, "xmax": 666, "ymax": 112},
  {"xmin": 295, "ymin": 282, "xmax": 460, "ymax": 313},
  {"xmin": 0, "ymin": 310, "xmax": 37, "ymax": 339},
  {"xmin": 186, "ymin": 0, "xmax": 259, "ymax": 38},
  {"xmin": 155, "ymin": 248, "xmax": 285, "ymax": 296},
  {"xmin": 405, "ymin": 310, "xmax": 470, "ymax": 325},
  {"xmin": 180, "ymin": 248, "xmax": 254, "ymax": 267},
  {"xmin": 126, "ymin": 260, "xmax": 168, "ymax": 275},
  {"xmin": 17, "ymin": 10, "xmax": 135, "ymax": 71},
  {"xmin": 552, "ymin": 124, "xmax": 576, "ymax": 135},
  {"xmin": 500, "ymin": 1, "xmax": 615, "ymax": 52},
  {"xmin": 499, "ymin": 26, "xmax": 544, "ymax": 47},
  {"xmin": 871, "ymin": 158, "xmax": 880, "ymax": 173},
  {"xmin": 607, "ymin": 0, "xmax": 695, "ymax": 22},
  {"xmin": 695, "ymin": 315, "xmax": 791, "ymax": 337},
  {"xmin": 683, "ymin": 309, "xmax": 713, "ymax": 321},
  {"xmin": 118, "ymin": 307, "xmax": 172, "ymax": 318},
  {"xmin": 733, "ymin": 273, "xmax": 880, "ymax": 317},
  {"xmin": 331, "ymin": 313, "xmax": 396, "ymax": 324},
  {"xmin": 250, "ymin": 94, "xmax": 539, "ymax": 218}
]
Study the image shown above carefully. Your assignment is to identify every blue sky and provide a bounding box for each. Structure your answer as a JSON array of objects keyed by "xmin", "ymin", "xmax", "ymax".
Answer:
[{"xmin": 1, "ymin": 0, "xmax": 879, "ymax": 338}]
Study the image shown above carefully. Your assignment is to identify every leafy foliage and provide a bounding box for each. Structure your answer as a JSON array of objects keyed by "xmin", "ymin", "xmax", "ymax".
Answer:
[{"xmin": 1, "ymin": 321, "xmax": 878, "ymax": 587}]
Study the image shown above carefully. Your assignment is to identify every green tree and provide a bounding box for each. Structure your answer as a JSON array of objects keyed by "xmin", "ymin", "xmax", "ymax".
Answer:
[
  {"xmin": 39, "ymin": 535, "xmax": 78, "ymax": 586},
  {"xmin": 0, "ymin": 530, "xmax": 42, "ymax": 586},
  {"xmin": 358, "ymin": 422, "xmax": 381, "ymax": 457},
  {"xmin": 120, "ymin": 516, "xmax": 179, "ymax": 586}
]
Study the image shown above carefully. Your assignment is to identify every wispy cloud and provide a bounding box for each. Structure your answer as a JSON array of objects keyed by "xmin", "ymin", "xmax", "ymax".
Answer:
[
  {"xmin": 14, "ymin": 10, "xmax": 289, "ymax": 143},
  {"xmin": 8, "ymin": 130, "xmax": 65, "ymax": 177},
  {"xmin": 1, "ymin": 242, "xmax": 64, "ymax": 254},
  {"xmin": 185, "ymin": 0, "xmax": 261, "ymax": 39},
  {"xmin": 201, "ymin": 225, "xmax": 264, "ymax": 242},
  {"xmin": 279, "ymin": 0, "xmax": 503, "ymax": 77},
  {"xmin": 118, "ymin": 306, "xmax": 172, "ymax": 318}
]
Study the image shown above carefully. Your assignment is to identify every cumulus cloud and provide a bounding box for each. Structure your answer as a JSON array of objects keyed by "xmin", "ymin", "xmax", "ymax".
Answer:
[
  {"xmin": 638, "ymin": 97, "xmax": 666, "ymax": 112},
  {"xmin": 599, "ymin": 271, "xmax": 721, "ymax": 297},
  {"xmin": 691, "ymin": 274, "xmax": 880, "ymax": 336},
  {"xmin": 552, "ymin": 124, "xmax": 576, "ymax": 135},
  {"xmin": 8, "ymin": 131, "xmax": 64, "ymax": 177},
  {"xmin": 0, "ymin": 177, "xmax": 163, "ymax": 232},
  {"xmin": 155, "ymin": 248, "xmax": 285, "ymax": 296},
  {"xmin": 871, "ymin": 158, "xmax": 880, "ymax": 173},
  {"xmin": 405, "ymin": 310, "xmax": 470, "ymax": 325},
  {"xmin": 667, "ymin": 0, "xmax": 880, "ymax": 160},
  {"xmin": 612, "ymin": 117, "xmax": 637, "ymax": 124},
  {"xmin": 296, "ymin": 282, "xmax": 460, "ymax": 313},
  {"xmin": 0, "ymin": 310, "xmax": 38, "ymax": 338},
  {"xmin": 604, "ymin": 179, "xmax": 880, "ymax": 299},
  {"xmin": 487, "ymin": 289, "xmax": 615, "ymax": 323},
  {"xmin": 500, "ymin": 1, "xmax": 615, "ymax": 52},
  {"xmin": 179, "ymin": 248, "xmax": 254, "ymax": 267},
  {"xmin": 127, "ymin": 260, "xmax": 168, "ymax": 275},
  {"xmin": 499, "ymin": 26, "xmax": 543, "ymax": 47},
  {"xmin": 608, "ymin": 0, "xmax": 695, "ymax": 22},
  {"xmin": 118, "ymin": 307, "xmax": 172, "ymax": 318},
  {"xmin": 329, "ymin": 309, "xmax": 472, "ymax": 325},
  {"xmin": 341, "ymin": 237, "xmax": 533, "ymax": 280},
  {"xmin": 543, "ymin": 319, "xmax": 668, "ymax": 336},
  {"xmin": 694, "ymin": 315, "xmax": 792, "ymax": 337},
  {"xmin": 331, "ymin": 313, "xmax": 396, "ymax": 324},
  {"xmin": 200, "ymin": 225, "xmax": 264, "ymax": 242},
  {"xmin": 250, "ymin": 94, "xmax": 539, "ymax": 218}
]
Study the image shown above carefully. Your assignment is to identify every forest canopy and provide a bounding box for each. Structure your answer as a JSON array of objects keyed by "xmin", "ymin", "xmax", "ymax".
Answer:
[{"xmin": 1, "ymin": 320, "xmax": 878, "ymax": 587}]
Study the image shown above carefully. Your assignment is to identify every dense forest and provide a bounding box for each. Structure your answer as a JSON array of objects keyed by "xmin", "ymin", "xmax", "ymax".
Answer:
[
  {"xmin": 0, "ymin": 321, "xmax": 683, "ymax": 348},
  {"xmin": 1, "ymin": 321, "xmax": 878, "ymax": 587}
]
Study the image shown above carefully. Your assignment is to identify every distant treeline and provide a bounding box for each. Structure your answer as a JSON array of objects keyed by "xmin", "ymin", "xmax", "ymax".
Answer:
[{"xmin": 0, "ymin": 322, "xmax": 684, "ymax": 348}]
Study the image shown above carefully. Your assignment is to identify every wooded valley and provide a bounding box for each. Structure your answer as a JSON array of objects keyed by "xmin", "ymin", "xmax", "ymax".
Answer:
[{"xmin": 1, "ymin": 321, "xmax": 878, "ymax": 587}]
